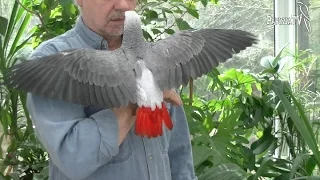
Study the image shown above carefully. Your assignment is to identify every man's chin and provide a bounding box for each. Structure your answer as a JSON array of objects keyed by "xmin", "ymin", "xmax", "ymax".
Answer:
[{"xmin": 105, "ymin": 29, "xmax": 124, "ymax": 38}]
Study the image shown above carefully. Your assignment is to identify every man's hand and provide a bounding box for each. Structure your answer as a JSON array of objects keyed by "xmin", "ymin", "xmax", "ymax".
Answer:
[
  {"xmin": 112, "ymin": 103, "xmax": 136, "ymax": 145},
  {"xmin": 163, "ymin": 89, "xmax": 183, "ymax": 106}
]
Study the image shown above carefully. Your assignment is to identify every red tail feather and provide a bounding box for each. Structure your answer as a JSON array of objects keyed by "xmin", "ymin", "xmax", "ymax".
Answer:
[{"xmin": 135, "ymin": 102, "xmax": 173, "ymax": 138}]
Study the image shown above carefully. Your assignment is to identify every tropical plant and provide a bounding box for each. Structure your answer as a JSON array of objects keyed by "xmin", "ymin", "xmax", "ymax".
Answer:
[
  {"xmin": 183, "ymin": 47, "xmax": 320, "ymax": 179},
  {"xmin": 0, "ymin": 0, "xmax": 49, "ymax": 179}
]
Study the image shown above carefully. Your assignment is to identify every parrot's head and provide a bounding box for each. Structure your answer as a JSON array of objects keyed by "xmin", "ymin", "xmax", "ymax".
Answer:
[
  {"xmin": 124, "ymin": 11, "xmax": 141, "ymax": 28},
  {"xmin": 121, "ymin": 11, "xmax": 145, "ymax": 50}
]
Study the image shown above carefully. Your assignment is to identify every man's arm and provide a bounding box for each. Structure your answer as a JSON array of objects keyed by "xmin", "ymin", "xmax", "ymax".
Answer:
[
  {"xmin": 27, "ymin": 43, "xmax": 135, "ymax": 179},
  {"xmin": 168, "ymin": 105, "xmax": 198, "ymax": 180},
  {"xmin": 28, "ymin": 94, "xmax": 121, "ymax": 179}
]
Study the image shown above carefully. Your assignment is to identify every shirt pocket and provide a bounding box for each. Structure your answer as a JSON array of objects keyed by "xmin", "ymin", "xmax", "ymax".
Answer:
[{"xmin": 108, "ymin": 135, "xmax": 132, "ymax": 164}]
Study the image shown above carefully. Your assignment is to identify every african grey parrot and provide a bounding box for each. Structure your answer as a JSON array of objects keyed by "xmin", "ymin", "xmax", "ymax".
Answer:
[{"xmin": 4, "ymin": 11, "xmax": 258, "ymax": 138}]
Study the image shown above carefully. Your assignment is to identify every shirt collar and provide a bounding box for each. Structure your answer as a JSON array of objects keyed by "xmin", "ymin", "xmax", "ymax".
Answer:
[{"xmin": 74, "ymin": 16, "xmax": 108, "ymax": 50}]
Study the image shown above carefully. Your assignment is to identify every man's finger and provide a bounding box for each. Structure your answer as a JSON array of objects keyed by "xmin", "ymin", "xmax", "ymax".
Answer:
[
  {"xmin": 163, "ymin": 89, "xmax": 183, "ymax": 106},
  {"xmin": 129, "ymin": 103, "xmax": 138, "ymax": 116}
]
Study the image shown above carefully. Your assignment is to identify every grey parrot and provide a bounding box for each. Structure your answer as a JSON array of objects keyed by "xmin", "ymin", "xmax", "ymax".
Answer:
[{"xmin": 4, "ymin": 11, "xmax": 258, "ymax": 138}]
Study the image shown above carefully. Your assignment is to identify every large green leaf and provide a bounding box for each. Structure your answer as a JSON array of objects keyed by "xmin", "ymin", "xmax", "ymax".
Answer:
[
  {"xmin": 289, "ymin": 153, "xmax": 311, "ymax": 179},
  {"xmin": 305, "ymin": 155, "xmax": 317, "ymax": 175},
  {"xmin": 176, "ymin": 18, "xmax": 191, "ymax": 30},
  {"xmin": 199, "ymin": 163, "xmax": 247, "ymax": 180},
  {"xmin": 187, "ymin": 8, "xmax": 199, "ymax": 19},
  {"xmin": 7, "ymin": 13, "xmax": 32, "ymax": 60},
  {"xmin": 192, "ymin": 145, "xmax": 221, "ymax": 167},
  {"xmin": 291, "ymin": 177, "xmax": 320, "ymax": 180},
  {"xmin": 0, "ymin": 16, "xmax": 8, "ymax": 36},
  {"xmin": 250, "ymin": 127, "xmax": 276, "ymax": 155},
  {"xmin": 219, "ymin": 69, "xmax": 256, "ymax": 85},
  {"xmin": 218, "ymin": 68, "xmax": 257, "ymax": 95},
  {"xmin": 3, "ymin": 1, "xmax": 19, "ymax": 52}
]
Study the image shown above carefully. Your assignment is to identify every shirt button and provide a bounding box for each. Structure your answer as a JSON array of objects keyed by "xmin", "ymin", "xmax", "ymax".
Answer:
[{"xmin": 149, "ymin": 156, "xmax": 153, "ymax": 160}]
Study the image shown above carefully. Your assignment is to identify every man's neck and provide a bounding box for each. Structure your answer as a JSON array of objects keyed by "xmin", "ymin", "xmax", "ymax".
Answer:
[{"xmin": 104, "ymin": 35, "xmax": 122, "ymax": 51}]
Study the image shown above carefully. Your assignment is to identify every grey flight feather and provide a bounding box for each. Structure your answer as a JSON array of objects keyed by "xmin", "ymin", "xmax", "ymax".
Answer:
[
  {"xmin": 4, "ymin": 11, "xmax": 258, "ymax": 108},
  {"xmin": 144, "ymin": 29, "xmax": 258, "ymax": 90},
  {"xmin": 6, "ymin": 48, "xmax": 138, "ymax": 108}
]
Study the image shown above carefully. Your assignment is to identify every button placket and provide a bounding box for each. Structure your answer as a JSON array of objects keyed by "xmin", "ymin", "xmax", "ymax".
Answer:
[{"xmin": 101, "ymin": 39, "xmax": 108, "ymax": 50}]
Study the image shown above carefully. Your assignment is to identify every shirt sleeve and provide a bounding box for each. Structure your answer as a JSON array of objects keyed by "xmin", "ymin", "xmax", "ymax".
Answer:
[
  {"xmin": 26, "ymin": 42, "xmax": 120, "ymax": 180},
  {"xmin": 168, "ymin": 105, "xmax": 198, "ymax": 180}
]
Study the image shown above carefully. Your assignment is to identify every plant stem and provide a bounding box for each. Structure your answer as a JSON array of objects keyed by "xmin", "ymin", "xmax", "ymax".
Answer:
[{"xmin": 189, "ymin": 79, "xmax": 193, "ymax": 105}]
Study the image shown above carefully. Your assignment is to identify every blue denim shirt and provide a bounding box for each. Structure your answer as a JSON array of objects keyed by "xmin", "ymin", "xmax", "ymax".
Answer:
[{"xmin": 26, "ymin": 16, "xmax": 197, "ymax": 180}]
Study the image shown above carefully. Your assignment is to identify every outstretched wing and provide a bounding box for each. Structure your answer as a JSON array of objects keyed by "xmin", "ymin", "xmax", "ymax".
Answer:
[
  {"xmin": 5, "ymin": 48, "xmax": 138, "ymax": 108},
  {"xmin": 144, "ymin": 29, "xmax": 258, "ymax": 90}
]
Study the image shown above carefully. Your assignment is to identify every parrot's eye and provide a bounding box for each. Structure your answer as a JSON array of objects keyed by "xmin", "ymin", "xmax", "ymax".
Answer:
[{"xmin": 133, "ymin": 69, "xmax": 137, "ymax": 77}]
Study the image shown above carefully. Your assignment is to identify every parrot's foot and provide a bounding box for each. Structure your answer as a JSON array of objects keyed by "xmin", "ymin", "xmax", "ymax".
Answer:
[{"xmin": 135, "ymin": 102, "xmax": 173, "ymax": 138}]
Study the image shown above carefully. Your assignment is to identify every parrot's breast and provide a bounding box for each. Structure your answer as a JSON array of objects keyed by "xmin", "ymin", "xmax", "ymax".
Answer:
[
  {"xmin": 135, "ymin": 61, "xmax": 163, "ymax": 110},
  {"xmin": 134, "ymin": 61, "xmax": 173, "ymax": 138}
]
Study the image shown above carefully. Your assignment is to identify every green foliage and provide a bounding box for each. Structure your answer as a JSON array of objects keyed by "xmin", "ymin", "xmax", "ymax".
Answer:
[
  {"xmin": 21, "ymin": 0, "xmax": 80, "ymax": 47},
  {"xmin": 136, "ymin": 0, "xmax": 218, "ymax": 41},
  {"xmin": 0, "ymin": 0, "xmax": 48, "ymax": 179},
  {"xmin": 0, "ymin": 16, "xmax": 8, "ymax": 36},
  {"xmin": 23, "ymin": 0, "xmax": 218, "ymax": 46},
  {"xmin": 1, "ymin": 134, "xmax": 48, "ymax": 180},
  {"xmin": 183, "ymin": 48, "xmax": 320, "ymax": 179}
]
